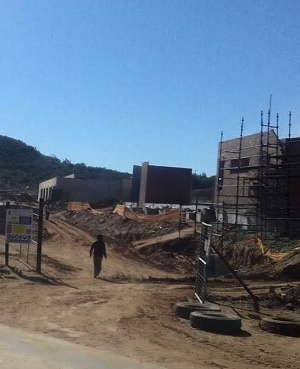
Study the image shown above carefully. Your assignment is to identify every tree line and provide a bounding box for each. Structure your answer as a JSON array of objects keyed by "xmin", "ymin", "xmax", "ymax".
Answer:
[{"xmin": 0, "ymin": 135, "xmax": 215, "ymax": 192}]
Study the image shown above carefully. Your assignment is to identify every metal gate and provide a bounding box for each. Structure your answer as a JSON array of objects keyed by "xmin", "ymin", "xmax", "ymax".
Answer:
[{"xmin": 194, "ymin": 222, "xmax": 213, "ymax": 303}]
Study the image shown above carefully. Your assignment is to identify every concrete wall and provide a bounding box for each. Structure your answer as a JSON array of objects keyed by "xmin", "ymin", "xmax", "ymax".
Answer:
[
  {"xmin": 38, "ymin": 177, "xmax": 59, "ymax": 202},
  {"xmin": 38, "ymin": 175, "xmax": 124, "ymax": 203},
  {"xmin": 139, "ymin": 162, "xmax": 192, "ymax": 205},
  {"xmin": 131, "ymin": 165, "xmax": 142, "ymax": 203},
  {"xmin": 58, "ymin": 177, "xmax": 123, "ymax": 202},
  {"xmin": 121, "ymin": 178, "xmax": 132, "ymax": 202},
  {"xmin": 139, "ymin": 162, "xmax": 149, "ymax": 204}
]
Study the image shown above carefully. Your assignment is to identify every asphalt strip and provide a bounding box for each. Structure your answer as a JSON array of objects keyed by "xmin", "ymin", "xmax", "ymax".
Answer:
[{"xmin": 0, "ymin": 324, "xmax": 164, "ymax": 369}]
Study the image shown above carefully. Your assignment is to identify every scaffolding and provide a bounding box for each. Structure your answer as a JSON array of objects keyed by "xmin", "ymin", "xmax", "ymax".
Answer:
[{"xmin": 216, "ymin": 109, "xmax": 300, "ymax": 241}]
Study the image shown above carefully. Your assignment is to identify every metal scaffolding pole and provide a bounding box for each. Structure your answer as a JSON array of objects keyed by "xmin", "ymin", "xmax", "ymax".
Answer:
[
  {"xmin": 234, "ymin": 118, "xmax": 244, "ymax": 238},
  {"xmin": 216, "ymin": 131, "xmax": 224, "ymax": 232}
]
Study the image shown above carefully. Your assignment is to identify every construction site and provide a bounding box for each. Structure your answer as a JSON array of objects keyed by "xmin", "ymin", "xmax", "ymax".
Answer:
[
  {"xmin": 0, "ymin": 110, "xmax": 300, "ymax": 369},
  {"xmin": 0, "ymin": 193, "xmax": 299, "ymax": 369},
  {"xmin": 215, "ymin": 110, "xmax": 300, "ymax": 242}
]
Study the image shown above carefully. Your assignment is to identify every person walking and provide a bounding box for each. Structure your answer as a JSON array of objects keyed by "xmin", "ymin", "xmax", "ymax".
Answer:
[{"xmin": 90, "ymin": 234, "xmax": 107, "ymax": 278}]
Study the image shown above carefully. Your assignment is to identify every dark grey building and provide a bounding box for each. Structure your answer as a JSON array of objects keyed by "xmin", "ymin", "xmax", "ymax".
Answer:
[{"xmin": 132, "ymin": 162, "xmax": 192, "ymax": 205}]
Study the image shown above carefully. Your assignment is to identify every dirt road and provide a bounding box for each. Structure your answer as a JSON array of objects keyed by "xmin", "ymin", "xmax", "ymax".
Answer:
[{"xmin": 0, "ymin": 215, "xmax": 299, "ymax": 369}]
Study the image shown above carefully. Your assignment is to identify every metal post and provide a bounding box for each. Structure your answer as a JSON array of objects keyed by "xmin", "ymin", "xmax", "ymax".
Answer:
[
  {"xmin": 216, "ymin": 131, "xmax": 224, "ymax": 233},
  {"xmin": 193, "ymin": 200, "xmax": 198, "ymax": 252},
  {"xmin": 178, "ymin": 204, "xmax": 182, "ymax": 239},
  {"xmin": 5, "ymin": 201, "xmax": 9, "ymax": 266},
  {"xmin": 275, "ymin": 113, "xmax": 280, "ymax": 239},
  {"xmin": 36, "ymin": 197, "xmax": 44, "ymax": 273},
  {"xmin": 211, "ymin": 242, "xmax": 260, "ymax": 313},
  {"xmin": 259, "ymin": 111, "xmax": 264, "ymax": 240},
  {"xmin": 235, "ymin": 118, "xmax": 244, "ymax": 238},
  {"xmin": 194, "ymin": 200, "xmax": 198, "ymax": 234}
]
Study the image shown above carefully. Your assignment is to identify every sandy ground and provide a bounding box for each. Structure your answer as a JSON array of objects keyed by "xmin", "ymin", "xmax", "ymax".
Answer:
[{"xmin": 0, "ymin": 214, "xmax": 299, "ymax": 369}]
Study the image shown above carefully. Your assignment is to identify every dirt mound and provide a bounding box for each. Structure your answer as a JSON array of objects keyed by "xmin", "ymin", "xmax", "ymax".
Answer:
[
  {"xmin": 63, "ymin": 207, "xmax": 183, "ymax": 242},
  {"xmin": 58, "ymin": 207, "xmax": 197, "ymax": 275},
  {"xmin": 216, "ymin": 237, "xmax": 300, "ymax": 280},
  {"xmin": 218, "ymin": 238, "xmax": 272, "ymax": 267},
  {"xmin": 59, "ymin": 206, "xmax": 300, "ymax": 281},
  {"xmin": 269, "ymin": 249, "xmax": 300, "ymax": 279},
  {"xmin": 113, "ymin": 204, "xmax": 184, "ymax": 223}
]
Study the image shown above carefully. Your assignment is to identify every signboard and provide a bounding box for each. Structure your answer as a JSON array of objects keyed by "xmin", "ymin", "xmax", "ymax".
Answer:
[{"xmin": 5, "ymin": 208, "xmax": 33, "ymax": 244}]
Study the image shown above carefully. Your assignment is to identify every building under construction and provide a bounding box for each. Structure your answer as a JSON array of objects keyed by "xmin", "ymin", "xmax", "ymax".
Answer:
[{"xmin": 215, "ymin": 111, "xmax": 300, "ymax": 240}]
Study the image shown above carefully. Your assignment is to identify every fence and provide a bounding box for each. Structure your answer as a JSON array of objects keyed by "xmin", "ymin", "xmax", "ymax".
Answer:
[{"xmin": 194, "ymin": 222, "xmax": 213, "ymax": 303}]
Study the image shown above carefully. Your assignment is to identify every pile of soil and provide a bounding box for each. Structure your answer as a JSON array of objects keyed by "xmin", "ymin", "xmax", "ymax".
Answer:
[
  {"xmin": 216, "ymin": 236, "xmax": 300, "ymax": 280},
  {"xmin": 63, "ymin": 208, "xmax": 182, "ymax": 242},
  {"xmin": 60, "ymin": 207, "xmax": 196, "ymax": 275},
  {"xmin": 269, "ymin": 249, "xmax": 300, "ymax": 279},
  {"xmin": 59, "ymin": 206, "xmax": 300, "ymax": 281}
]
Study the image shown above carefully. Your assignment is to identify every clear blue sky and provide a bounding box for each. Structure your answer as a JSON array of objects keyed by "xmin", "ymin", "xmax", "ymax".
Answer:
[{"xmin": 0, "ymin": 0, "xmax": 299, "ymax": 176}]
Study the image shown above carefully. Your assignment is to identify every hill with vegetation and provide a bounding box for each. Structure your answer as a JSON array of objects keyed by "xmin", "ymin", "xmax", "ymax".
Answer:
[
  {"xmin": 192, "ymin": 172, "xmax": 215, "ymax": 189},
  {"xmin": 0, "ymin": 135, "xmax": 215, "ymax": 194},
  {"xmin": 0, "ymin": 135, "xmax": 131, "ymax": 192}
]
